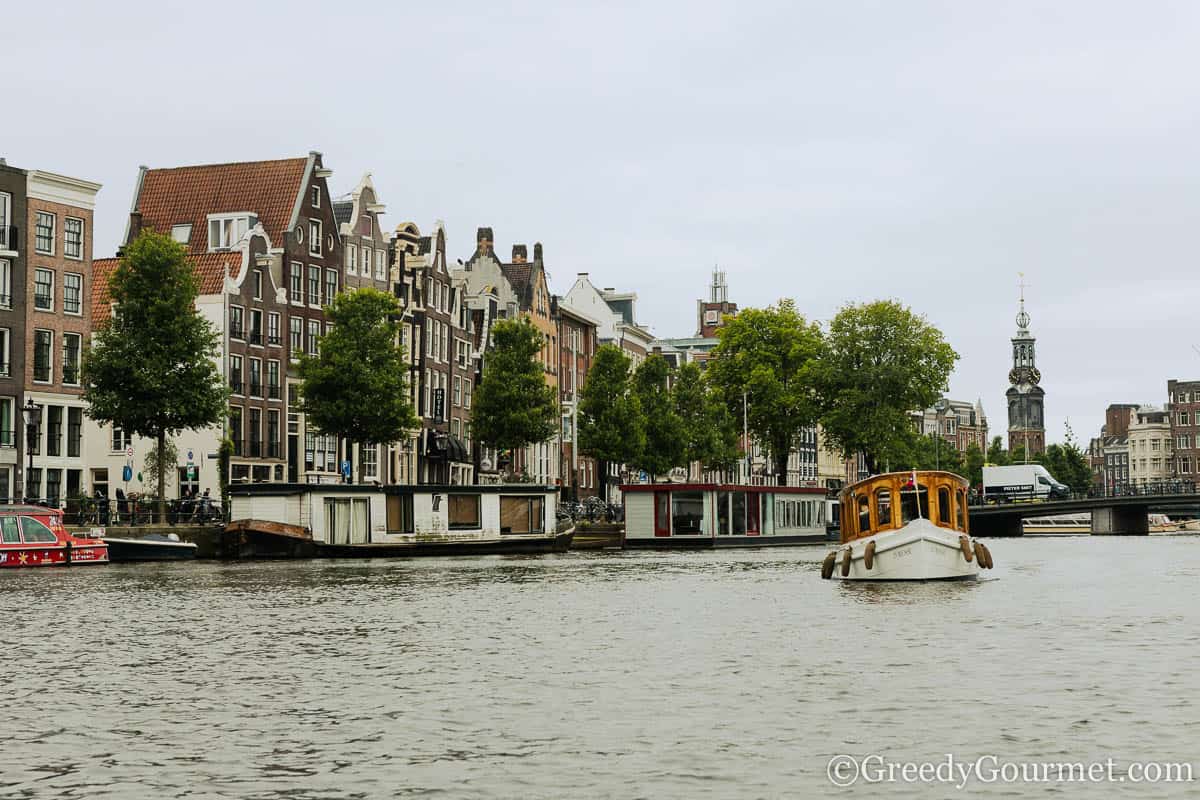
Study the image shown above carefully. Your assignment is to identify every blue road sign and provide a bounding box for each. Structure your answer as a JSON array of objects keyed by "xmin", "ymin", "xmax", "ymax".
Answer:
[
  {"xmin": 122, "ymin": 465, "xmax": 133, "ymax": 482},
  {"xmin": 341, "ymin": 460, "xmax": 352, "ymax": 479}
]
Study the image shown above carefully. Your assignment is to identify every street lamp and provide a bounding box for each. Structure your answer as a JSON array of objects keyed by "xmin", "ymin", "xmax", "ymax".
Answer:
[{"xmin": 22, "ymin": 398, "xmax": 40, "ymax": 503}]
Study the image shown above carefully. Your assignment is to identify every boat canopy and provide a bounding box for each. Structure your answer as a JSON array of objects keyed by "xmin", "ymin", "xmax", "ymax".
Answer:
[{"xmin": 838, "ymin": 471, "xmax": 970, "ymax": 543}]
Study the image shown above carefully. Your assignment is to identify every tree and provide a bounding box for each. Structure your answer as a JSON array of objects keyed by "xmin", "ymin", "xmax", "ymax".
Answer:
[
  {"xmin": 579, "ymin": 344, "xmax": 645, "ymax": 499},
  {"xmin": 143, "ymin": 439, "xmax": 179, "ymax": 496},
  {"xmin": 298, "ymin": 287, "xmax": 418, "ymax": 482},
  {"xmin": 706, "ymin": 300, "xmax": 824, "ymax": 485},
  {"xmin": 963, "ymin": 442, "xmax": 986, "ymax": 489},
  {"xmin": 82, "ymin": 230, "xmax": 228, "ymax": 522},
  {"xmin": 673, "ymin": 362, "xmax": 740, "ymax": 472},
  {"xmin": 986, "ymin": 436, "xmax": 1009, "ymax": 466},
  {"xmin": 470, "ymin": 317, "xmax": 559, "ymax": 457},
  {"xmin": 629, "ymin": 354, "xmax": 685, "ymax": 479},
  {"xmin": 815, "ymin": 300, "xmax": 958, "ymax": 475}
]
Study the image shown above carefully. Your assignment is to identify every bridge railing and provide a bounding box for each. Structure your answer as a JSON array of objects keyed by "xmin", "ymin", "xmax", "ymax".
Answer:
[{"xmin": 974, "ymin": 480, "xmax": 1198, "ymax": 506}]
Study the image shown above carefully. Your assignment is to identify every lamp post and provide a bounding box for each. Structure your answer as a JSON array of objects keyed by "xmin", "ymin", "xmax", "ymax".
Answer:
[{"xmin": 22, "ymin": 398, "xmax": 40, "ymax": 503}]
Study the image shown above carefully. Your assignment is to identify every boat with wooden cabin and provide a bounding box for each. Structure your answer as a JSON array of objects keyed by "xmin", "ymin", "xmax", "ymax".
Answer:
[
  {"xmin": 821, "ymin": 471, "xmax": 993, "ymax": 581},
  {"xmin": 227, "ymin": 483, "xmax": 571, "ymax": 558},
  {"xmin": 621, "ymin": 483, "xmax": 828, "ymax": 548}
]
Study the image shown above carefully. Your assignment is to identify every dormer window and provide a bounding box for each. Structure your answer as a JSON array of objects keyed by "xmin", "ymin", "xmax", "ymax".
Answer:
[
  {"xmin": 171, "ymin": 224, "xmax": 192, "ymax": 244},
  {"xmin": 207, "ymin": 214, "xmax": 257, "ymax": 251}
]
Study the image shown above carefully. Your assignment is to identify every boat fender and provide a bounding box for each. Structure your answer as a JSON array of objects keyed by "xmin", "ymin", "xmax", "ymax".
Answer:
[
  {"xmin": 980, "ymin": 542, "xmax": 994, "ymax": 569},
  {"xmin": 821, "ymin": 551, "xmax": 836, "ymax": 580},
  {"xmin": 973, "ymin": 540, "xmax": 986, "ymax": 566},
  {"xmin": 960, "ymin": 535, "xmax": 973, "ymax": 562},
  {"xmin": 864, "ymin": 540, "xmax": 876, "ymax": 570},
  {"xmin": 841, "ymin": 546, "xmax": 852, "ymax": 577}
]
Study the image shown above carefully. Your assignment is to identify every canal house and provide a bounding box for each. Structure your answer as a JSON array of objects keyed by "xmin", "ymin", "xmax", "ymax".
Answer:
[{"xmin": 621, "ymin": 483, "xmax": 828, "ymax": 547}]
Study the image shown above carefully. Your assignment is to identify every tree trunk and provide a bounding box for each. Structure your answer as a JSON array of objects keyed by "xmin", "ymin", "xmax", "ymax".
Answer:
[
  {"xmin": 597, "ymin": 458, "xmax": 608, "ymax": 503},
  {"xmin": 157, "ymin": 429, "xmax": 167, "ymax": 524},
  {"xmin": 863, "ymin": 452, "xmax": 878, "ymax": 477},
  {"xmin": 775, "ymin": 438, "xmax": 789, "ymax": 486}
]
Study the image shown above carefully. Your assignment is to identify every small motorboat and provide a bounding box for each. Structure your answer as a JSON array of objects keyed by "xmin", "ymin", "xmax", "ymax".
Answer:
[
  {"xmin": 0, "ymin": 504, "xmax": 109, "ymax": 567},
  {"xmin": 820, "ymin": 471, "xmax": 993, "ymax": 582},
  {"xmin": 102, "ymin": 532, "xmax": 198, "ymax": 562}
]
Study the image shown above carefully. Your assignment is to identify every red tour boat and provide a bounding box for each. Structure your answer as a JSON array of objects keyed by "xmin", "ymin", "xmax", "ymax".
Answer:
[{"xmin": 0, "ymin": 505, "xmax": 109, "ymax": 568}]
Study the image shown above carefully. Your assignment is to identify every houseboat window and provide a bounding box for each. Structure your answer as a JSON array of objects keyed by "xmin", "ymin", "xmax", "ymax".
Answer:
[
  {"xmin": 875, "ymin": 489, "xmax": 892, "ymax": 529},
  {"xmin": 818, "ymin": 501, "xmax": 826, "ymax": 525},
  {"xmin": 937, "ymin": 487, "xmax": 952, "ymax": 526},
  {"xmin": 732, "ymin": 492, "xmax": 747, "ymax": 535},
  {"xmin": 747, "ymin": 493, "xmax": 760, "ymax": 533},
  {"xmin": 448, "ymin": 494, "xmax": 481, "ymax": 529},
  {"xmin": 956, "ymin": 489, "xmax": 967, "ymax": 530},
  {"xmin": 672, "ymin": 491, "xmax": 704, "ymax": 535},
  {"xmin": 717, "ymin": 491, "xmax": 730, "ymax": 535},
  {"xmin": 900, "ymin": 484, "xmax": 931, "ymax": 525},
  {"xmin": 500, "ymin": 495, "xmax": 544, "ymax": 535},
  {"xmin": 0, "ymin": 516, "xmax": 19, "ymax": 543},
  {"xmin": 858, "ymin": 494, "xmax": 871, "ymax": 533},
  {"xmin": 326, "ymin": 498, "xmax": 369, "ymax": 545},
  {"xmin": 387, "ymin": 494, "xmax": 414, "ymax": 534},
  {"xmin": 20, "ymin": 517, "xmax": 58, "ymax": 543}
]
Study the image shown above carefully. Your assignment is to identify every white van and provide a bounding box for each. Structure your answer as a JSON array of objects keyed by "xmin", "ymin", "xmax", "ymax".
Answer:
[{"xmin": 982, "ymin": 464, "xmax": 1070, "ymax": 503}]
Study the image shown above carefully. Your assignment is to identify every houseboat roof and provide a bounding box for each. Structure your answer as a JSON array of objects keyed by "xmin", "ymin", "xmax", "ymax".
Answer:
[
  {"xmin": 226, "ymin": 483, "xmax": 558, "ymax": 496},
  {"xmin": 620, "ymin": 483, "xmax": 826, "ymax": 494},
  {"xmin": 840, "ymin": 470, "xmax": 969, "ymax": 501}
]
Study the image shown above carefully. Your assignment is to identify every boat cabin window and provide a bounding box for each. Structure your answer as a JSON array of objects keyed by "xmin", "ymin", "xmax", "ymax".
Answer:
[
  {"xmin": 326, "ymin": 498, "xmax": 369, "ymax": 545},
  {"xmin": 956, "ymin": 489, "xmax": 967, "ymax": 531},
  {"xmin": 875, "ymin": 489, "xmax": 892, "ymax": 530},
  {"xmin": 732, "ymin": 492, "xmax": 747, "ymax": 535},
  {"xmin": 899, "ymin": 484, "xmax": 930, "ymax": 525},
  {"xmin": 671, "ymin": 491, "xmax": 704, "ymax": 535},
  {"xmin": 448, "ymin": 494, "xmax": 481, "ymax": 529},
  {"xmin": 857, "ymin": 494, "xmax": 871, "ymax": 534},
  {"xmin": 500, "ymin": 495, "xmax": 544, "ymax": 535},
  {"xmin": 20, "ymin": 516, "xmax": 58, "ymax": 543},
  {"xmin": 937, "ymin": 487, "xmax": 952, "ymax": 526},
  {"xmin": 718, "ymin": 491, "xmax": 731, "ymax": 535},
  {"xmin": 1, "ymin": 516, "xmax": 19, "ymax": 543}
]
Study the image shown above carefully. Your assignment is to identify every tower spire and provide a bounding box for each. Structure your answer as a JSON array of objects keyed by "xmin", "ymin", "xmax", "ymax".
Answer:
[{"xmin": 1016, "ymin": 272, "xmax": 1030, "ymax": 331}]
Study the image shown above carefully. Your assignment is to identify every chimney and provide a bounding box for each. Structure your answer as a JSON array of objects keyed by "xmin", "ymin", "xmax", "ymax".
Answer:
[
  {"xmin": 476, "ymin": 227, "xmax": 493, "ymax": 253},
  {"xmin": 533, "ymin": 242, "xmax": 543, "ymax": 262},
  {"xmin": 511, "ymin": 244, "xmax": 527, "ymax": 263},
  {"xmin": 128, "ymin": 211, "xmax": 144, "ymax": 242}
]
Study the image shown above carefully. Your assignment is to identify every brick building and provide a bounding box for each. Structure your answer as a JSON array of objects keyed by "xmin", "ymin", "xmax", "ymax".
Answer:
[
  {"xmin": 1167, "ymin": 379, "xmax": 1200, "ymax": 481},
  {"xmin": 554, "ymin": 299, "xmax": 598, "ymax": 499}
]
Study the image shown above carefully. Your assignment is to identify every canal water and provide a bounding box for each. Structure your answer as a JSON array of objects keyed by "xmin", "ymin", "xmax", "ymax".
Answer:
[{"xmin": 1, "ymin": 536, "xmax": 1197, "ymax": 798}]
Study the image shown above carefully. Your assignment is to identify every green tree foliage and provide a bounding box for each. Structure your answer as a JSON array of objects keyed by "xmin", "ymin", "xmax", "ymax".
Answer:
[
  {"xmin": 629, "ymin": 355, "xmax": 685, "ymax": 479},
  {"xmin": 142, "ymin": 438, "xmax": 179, "ymax": 495},
  {"xmin": 579, "ymin": 345, "xmax": 645, "ymax": 497},
  {"xmin": 470, "ymin": 317, "xmax": 559, "ymax": 454},
  {"xmin": 1038, "ymin": 444, "xmax": 1092, "ymax": 494},
  {"xmin": 706, "ymin": 300, "xmax": 824, "ymax": 485},
  {"xmin": 963, "ymin": 442, "xmax": 986, "ymax": 489},
  {"xmin": 82, "ymin": 230, "xmax": 228, "ymax": 521},
  {"xmin": 298, "ymin": 287, "xmax": 418, "ymax": 481},
  {"xmin": 815, "ymin": 300, "xmax": 959, "ymax": 475},
  {"xmin": 673, "ymin": 362, "xmax": 740, "ymax": 471},
  {"xmin": 986, "ymin": 436, "xmax": 1009, "ymax": 466}
]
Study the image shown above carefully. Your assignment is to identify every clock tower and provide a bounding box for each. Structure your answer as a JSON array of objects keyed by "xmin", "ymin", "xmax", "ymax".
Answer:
[{"xmin": 1005, "ymin": 281, "xmax": 1045, "ymax": 456}]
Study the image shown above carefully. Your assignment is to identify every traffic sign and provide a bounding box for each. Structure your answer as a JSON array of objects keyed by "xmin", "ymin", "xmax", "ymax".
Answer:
[
  {"xmin": 341, "ymin": 460, "xmax": 352, "ymax": 479},
  {"xmin": 187, "ymin": 449, "xmax": 194, "ymax": 461},
  {"xmin": 125, "ymin": 446, "xmax": 134, "ymax": 459},
  {"xmin": 122, "ymin": 465, "xmax": 133, "ymax": 482}
]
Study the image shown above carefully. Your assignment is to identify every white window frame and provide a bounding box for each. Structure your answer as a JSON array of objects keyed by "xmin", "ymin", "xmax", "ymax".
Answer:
[
  {"xmin": 0, "ymin": 327, "xmax": 10, "ymax": 378},
  {"xmin": 311, "ymin": 186, "xmax": 321, "ymax": 208},
  {"xmin": 171, "ymin": 223, "xmax": 192, "ymax": 244},
  {"xmin": 0, "ymin": 192, "xmax": 10, "ymax": 249},
  {"xmin": 34, "ymin": 211, "xmax": 55, "ymax": 255},
  {"xmin": 376, "ymin": 248, "xmax": 386, "ymax": 280},
  {"xmin": 33, "ymin": 329, "xmax": 54, "ymax": 383},
  {"xmin": 207, "ymin": 213, "xmax": 257, "ymax": 252},
  {"xmin": 63, "ymin": 272, "xmax": 83, "ymax": 316},
  {"xmin": 61, "ymin": 332, "xmax": 82, "ymax": 386},
  {"xmin": 308, "ymin": 220, "xmax": 322, "ymax": 257},
  {"xmin": 347, "ymin": 243, "xmax": 357, "ymax": 275},
  {"xmin": 362, "ymin": 246, "xmax": 372, "ymax": 275},
  {"xmin": 34, "ymin": 268, "xmax": 54, "ymax": 311},
  {"xmin": 110, "ymin": 425, "xmax": 132, "ymax": 453},
  {"xmin": 64, "ymin": 217, "xmax": 84, "ymax": 260},
  {"xmin": 0, "ymin": 259, "xmax": 10, "ymax": 308},
  {"xmin": 290, "ymin": 262, "xmax": 304, "ymax": 305}
]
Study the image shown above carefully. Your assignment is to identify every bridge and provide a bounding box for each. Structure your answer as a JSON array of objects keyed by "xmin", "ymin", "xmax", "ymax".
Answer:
[{"xmin": 969, "ymin": 488, "xmax": 1200, "ymax": 536}]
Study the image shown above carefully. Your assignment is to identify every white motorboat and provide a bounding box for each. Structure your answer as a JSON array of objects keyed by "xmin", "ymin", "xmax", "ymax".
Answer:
[{"xmin": 821, "ymin": 470, "xmax": 993, "ymax": 582}]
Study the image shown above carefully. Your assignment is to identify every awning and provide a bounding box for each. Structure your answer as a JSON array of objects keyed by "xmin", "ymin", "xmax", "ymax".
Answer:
[{"xmin": 420, "ymin": 429, "xmax": 471, "ymax": 463}]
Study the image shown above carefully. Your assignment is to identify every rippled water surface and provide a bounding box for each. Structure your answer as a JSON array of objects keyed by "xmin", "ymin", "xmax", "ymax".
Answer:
[{"xmin": 2, "ymin": 536, "xmax": 1198, "ymax": 798}]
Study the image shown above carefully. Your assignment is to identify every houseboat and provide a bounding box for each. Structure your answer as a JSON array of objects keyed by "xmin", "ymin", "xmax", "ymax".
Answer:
[
  {"xmin": 227, "ymin": 483, "xmax": 571, "ymax": 558},
  {"xmin": 0, "ymin": 505, "xmax": 109, "ymax": 568},
  {"xmin": 821, "ymin": 471, "xmax": 993, "ymax": 581},
  {"xmin": 621, "ymin": 483, "xmax": 829, "ymax": 548}
]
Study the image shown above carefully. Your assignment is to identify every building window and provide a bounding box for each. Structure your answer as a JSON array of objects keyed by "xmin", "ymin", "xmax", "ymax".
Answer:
[
  {"xmin": 0, "ymin": 328, "xmax": 9, "ymax": 377},
  {"xmin": 1181, "ymin": 458, "xmax": 1192, "ymax": 474},
  {"xmin": 267, "ymin": 312, "xmax": 281, "ymax": 345},
  {"xmin": 63, "ymin": 273, "xmax": 83, "ymax": 315},
  {"xmin": 64, "ymin": 217, "xmax": 84, "ymax": 259},
  {"xmin": 35, "ymin": 212, "xmax": 55, "ymax": 254},
  {"xmin": 0, "ymin": 259, "xmax": 10, "ymax": 308},
  {"xmin": 325, "ymin": 269, "xmax": 338, "ymax": 305},
  {"xmin": 308, "ymin": 220, "xmax": 321, "ymax": 256},
  {"xmin": 290, "ymin": 262, "xmax": 303, "ymax": 303},
  {"xmin": 308, "ymin": 265, "xmax": 320, "ymax": 305},
  {"xmin": 362, "ymin": 445, "xmax": 378, "ymax": 479},
  {"xmin": 34, "ymin": 268, "xmax": 54, "ymax": 310},
  {"xmin": 33, "ymin": 330, "xmax": 53, "ymax": 382},
  {"xmin": 307, "ymin": 320, "xmax": 320, "ymax": 355},
  {"xmin": 267, "ymin": 360, "xmax": 281, "ymax": 399},
  {"xmin": 230, "ymin": 406, "xmax": 243, "ymax": 456},
  {"xmin": 454, "ymin": 376, "xmax": 462, "ymax": 407},
  {"xmin": 229, "ymin": 305, "xmax": 245, "ymax": 339},
  {"xmin": 249, "ymin": 309, "xmax": 263, "ymax": 345},
  {"xmin": 0, "ymin": 397, "xmax": 14, "ymax": 447},
  {"xmin": 347, "ymin": 243, "xmax": 357, "ymax": 275},
  {"xmin": 67, "ymin": 407, "xmax": 82, "ymax": 458},
  {"xmin": 376, "ymin": 249, "xmax": 387, "ymax": 280},
  {"xmin": 207, "ymin": 214, "xmax": 256, "ymax": 251},
  {"xmin": 0, "ymin": 193, "xmax": 10, "ymax": 248},
  {"xmin": 465, "ymin": 379, "xmax": 472, "ymax": 409},
  {"xmin": 311, "ymin": 186, "xmax": 321, "ymax": 208},
  {"xmin": 230, "ymin": 354, "xmax": 243, "ymax": 394},
  {"xmin": 46, "ymin": 406, "xmax": 63, "ymax": 457},
  {"xmin": 62, "ymin": 333, "xmax": 81, "ymax": 385},
  {"xmin": 110, "ymin": 426, "xmax": 131, "ymax": 453},
  {"xmin": 248, "ymin": 408, "xmax": 261, "ymax": 457},
  {"xmin": 253, "ymin": 269, "xmax": 263, "ymax": 300},
  {"xmin": 1181, "ymin": 412, "xmax": 1191, "ymax": 426},
  {"xmin": 290, "ymin": 317, "xmax": 302, "ymax": 354},
  {"xmin": 249, "ymin": 358, "xmax": 262, "ymax": 397},
  {"xmin": 362, "ymin": 247, "xmax": 372, "ymax": 276},
  {"xmin": 267, "ymin": 409, "xmax": 280, "ymax": 459},
  {"xmin": 171, "ymin": 223, "xmax": 192, "ymax": 243}
]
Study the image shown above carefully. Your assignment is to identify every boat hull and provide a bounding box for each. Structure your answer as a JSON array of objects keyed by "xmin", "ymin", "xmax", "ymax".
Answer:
[
  {"xmin": 103, "ymin": 537, "xmax": 198, "ymax": 562},
  {"xmin": 0, "ymin": 542, "xmax": 109, "ymax": 568},
  {"xmin": 833, "ymin": 519, "xmax": 980, "ymax": 581},
  {"xmin": 316, "ymin": 529, "xmax": 575, "ymax": 558}
]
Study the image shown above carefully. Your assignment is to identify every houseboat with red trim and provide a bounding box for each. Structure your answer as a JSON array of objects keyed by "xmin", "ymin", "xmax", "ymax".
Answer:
[
  {"xmin": 0, "ymin": 505, "xmax": 109, "ymax": 567},
  {"xmin": 621, "ymin": 483, "xmax": 829, "ymax": 548}
]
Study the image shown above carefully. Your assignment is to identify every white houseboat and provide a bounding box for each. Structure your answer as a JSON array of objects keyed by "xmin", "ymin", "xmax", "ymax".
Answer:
[
  {"xmin": 227, "ymin": 483, "xmax": 571, "ymax": 558},
  {"xmin": 621, "ymin": 483, "xmax": 829, "ymax": 548}
]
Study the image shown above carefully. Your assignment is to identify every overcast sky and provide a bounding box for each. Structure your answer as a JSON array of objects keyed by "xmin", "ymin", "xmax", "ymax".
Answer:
[{"xmin": 8, "ymin": 1, "xmax": 1200, "ymax": 447}]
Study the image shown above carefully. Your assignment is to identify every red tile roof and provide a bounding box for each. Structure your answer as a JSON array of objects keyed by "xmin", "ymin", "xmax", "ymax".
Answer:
[
  {"xmin": 91, "ymin": 251, "xmax": 241, "ymax": 321},
  {"xmin": 91, "ymin": 257, "xmax": 119, "ymax": 323},
  {"xmin": 135, "ymin": 157, "xmax": 308, "ymax": 254}
]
